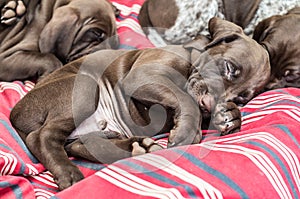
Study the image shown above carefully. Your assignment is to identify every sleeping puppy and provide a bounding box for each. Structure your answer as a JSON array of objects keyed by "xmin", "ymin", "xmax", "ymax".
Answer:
[
  {"xmin": 138, "ymin": 0, "xmax": 300, "ymax": 45},
  {"xmin": 0, "ymin": 0, "xmax": 119, "ymax": 81},
  {"xmin": 253, "ymin": 7, "xmax": 300, "ymax": 89},
  {"xmin": 10, "ymin": 18, "xmax": 270, "ymax": 190}
]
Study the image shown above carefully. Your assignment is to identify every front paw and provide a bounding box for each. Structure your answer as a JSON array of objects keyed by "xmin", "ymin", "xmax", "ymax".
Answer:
[
  {"xmin": 53, "ymin": 165, "xmax": 84, "ymax": 190},
  {"xmin": 131, "ymin": 137, "xmax": 163, "ymax": 156},
  {"xmin": 1, "ymin": 0, "xmax": 26, "ymax": 25},
  {"xmin": 212, "ymin": 102, "xmax": 241, "ymax": 135}
]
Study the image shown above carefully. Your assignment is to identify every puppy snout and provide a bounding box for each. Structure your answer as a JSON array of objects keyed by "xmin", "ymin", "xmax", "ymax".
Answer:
[{"xmin": 198, "ymin": 94, "xmax": 215, "ymax": 113}]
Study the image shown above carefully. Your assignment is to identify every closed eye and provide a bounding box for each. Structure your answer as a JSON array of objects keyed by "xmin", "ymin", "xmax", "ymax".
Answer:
[
  {"xmin": 82, "ymin": 28, "xmax": 106, "ymax": 43},
  {"xmin": 223, "ymin": 60, "xmax": 241, "ymax": 81}
]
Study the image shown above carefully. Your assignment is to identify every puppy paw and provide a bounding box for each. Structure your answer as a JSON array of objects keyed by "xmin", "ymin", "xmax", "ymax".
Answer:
[
  {"xmin": 54, "ymin": 165, "xmax": 84, "ymax": 190},
  {"xmin": 1, "ymin": 0, "xmax": 26, "ymax": 25},
  {"xmin": 212, "ymin": 102, "xmax": 241, "ymax": 135},
  {"xmin": 131, "ymin": 137, "xmax": 163, "ymax": 156}
]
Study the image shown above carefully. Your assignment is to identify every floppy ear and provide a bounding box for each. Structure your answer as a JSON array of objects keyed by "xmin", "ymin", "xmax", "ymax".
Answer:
[
  {"xmin": 206, "ymin": 17, "xmax": 243, "ymax": 48},
  {"xmin": 39, "ymin": 6, "xmax": 80, "ymax": 62},
  {"xmin": 222, "ymin": 0, "xmax": 261, "ymax": 28},
  {"xmin": 252, "ymin": 16, "xmax": 279, "ymax": 43},
  {"xmin": 183, "ymin": 35, "xmax": 210, "ymax": 52}
]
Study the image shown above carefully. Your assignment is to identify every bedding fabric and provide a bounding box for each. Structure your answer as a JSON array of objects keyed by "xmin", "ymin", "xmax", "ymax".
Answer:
[{"xmin": 0, "ymin": 0, "xmax": 299, "ymax": 198}]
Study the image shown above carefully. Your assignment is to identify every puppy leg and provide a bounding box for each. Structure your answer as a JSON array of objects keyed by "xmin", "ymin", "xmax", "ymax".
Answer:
[
  {"xmin": 24, "ymin": 118, "xmax": 83, "ymax": 190},
  {"xmin": 65, "ymin": 132, "xmax": 163, "ymax": 164},
  {"xmin": 0, "ymin": 51, "xmax": 62, "ymax": 81},
  {"xmin": 1, "ymin": 0, "xmax": 26, "ymax": 25},
  {"xmin": 212, "ymin": 102, "xmax": 241, "ymax": 135},
  {"xmin": 125, "ymin": 80, "xmax": 201, "ymax": 147}
]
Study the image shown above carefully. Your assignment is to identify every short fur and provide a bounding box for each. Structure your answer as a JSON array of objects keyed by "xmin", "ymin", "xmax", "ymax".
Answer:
[
  {"xmin": 138, "ymin": 0, "xmax": 300, "ymax": 45},
  {"xmin": 10, "ymin": 18, "xmax": 270, "ymax": 190},
  {"xmin": 0, "ymin": 0, "xmax": 119, "ymax": 81},
  {"xmin": 253, "ymin": 7, "xmax": 300, "ymax": 89}
]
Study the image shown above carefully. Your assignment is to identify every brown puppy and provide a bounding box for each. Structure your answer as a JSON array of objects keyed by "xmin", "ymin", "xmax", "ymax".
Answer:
[
  {"xmin": 0, "ymin": 0, "xmax": 119, "ymax": 81},
  {"xmin": 10, "ymin": 18, "xmax": 270, "ymax": 190},
  {"xmin": 253, "ymin": 7, "xmax": 300, "ymax": 89}
]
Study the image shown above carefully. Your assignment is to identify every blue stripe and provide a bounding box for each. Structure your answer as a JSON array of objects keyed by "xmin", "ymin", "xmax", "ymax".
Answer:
[
  {"xmin": 118, "ymin": 44, "xmax": 137, "ymax": 50},
  {"xmin": 241, "ymin": 111, "xmax": 252, "ymax": 117},
  {"xmin": 0, "ymin": 143, "xmax": 26, "ymax": 174},
  {"xmin": 28, "ymin": 181, "xmax": 59, "ymax": 192},
  {"xmin": 119, "ymin": 160, "xmax": 198, "ymax": 198},
  {"xmin": 248, "ymin": 141, "xmax": 299, "ymax": 199},
  {"xmin": 72, "ymin": 159, "xmax": 106, "ymax": 171},
  {"xmin": 0, "ymin": 119, "xmax": 39, "ymax": 163},
  {"xmin": 276, "ymin": 89, "xmax": 300, "ymax": 97},
  {"xmin": 0, "ymin": 181, "xmax": 24, "ymax": 198},
  {"xmin": 275, "ymin": 124, "xmax": 300, "ymax": 148},
  {"xmin": 173, "ymin": 149, "xmax": 249, "ymax": 199},
  {"xmin": 117, "ymin": 13, "xmax": 138, "ymax": 20}
]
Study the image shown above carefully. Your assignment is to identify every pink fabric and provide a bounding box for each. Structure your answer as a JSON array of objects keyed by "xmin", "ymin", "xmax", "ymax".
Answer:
[{"xmin": 0, "ymin": 0, "xmax": 299, "ymax": 198}]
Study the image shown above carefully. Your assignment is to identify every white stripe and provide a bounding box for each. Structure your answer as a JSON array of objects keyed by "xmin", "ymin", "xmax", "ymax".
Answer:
[
  {"xmin": 242, "ymin": 116, "xmax": 265, "ymax": 125},
  {"xmin": 36, "ymin": 196, "xmax": 48, "ymax": 199},
  {"xmin": 26, "ymin": 163, "xmax": 39, "ymax": 175},
  {"xmin": 108, "ymin": 165, "xmax": 184, "ymax": 198},
  {"xmin": 96, "ymin": 169, "xmax": 181, "ymax": 199},
  {"xmin": 264, "ymin": 105, "xmax": 300, "ymax": 112},
  {"xmin": 0, "ymin": 82, "xmax": 27, "ymax": 97},
  {"xmin": 34, "ymin": 189, "xmax": 54, "ymax": 198},
  {"xmin": 116, "ymin": 19, "xmax": 145, "ymax": 35},
  {"xmin": 242, "ymin": 108, "xmax": 300, "ymax": 125},
  {"xmin": 31, "ymin": 174, "xmax": 58, "ymax": 188},
  {"xmin": 133, "ymin": 154, "xmax": 223, "ymax": 199},
  {"xmin": 155, "ymin": 139, "xmax": 168, "ymax": 149},
  {"xmin": 104, "ymin": 166, "xmax": 183, "ymax": 198},
  {"xmin": 245, "ymin": 95, "xmax": 300, "ymax": 109},
  {"xmin": 0, "ymin": 151, "xmax": 17, "ymax": 175},
  {"xmin": 219, "ymin": 132, "xmax": 300, "ymax": 191},
  {"xmin": 112, "ymin": 2, "xmax": 141, "ymax": 15},
  {"xmin": 0, "ymin": 152, "xmax": 9, "ymax": 175},
  {"xmin": 202, "ymin": 142, "xmax": 292, "ymax": 198},
  {"xmin": 24, "ymin": 81, "xmax": 35, "ymax": 91}
]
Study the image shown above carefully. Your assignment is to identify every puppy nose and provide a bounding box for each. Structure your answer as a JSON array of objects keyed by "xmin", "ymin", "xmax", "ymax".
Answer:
[{"xmin": 198, "ymin": 94, "xmax": 215, "ymax": 112}]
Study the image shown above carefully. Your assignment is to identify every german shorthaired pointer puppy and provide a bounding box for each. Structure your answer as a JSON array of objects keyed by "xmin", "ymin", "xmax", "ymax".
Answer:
[{"xmin": 138, "ymin": 0, "xmax": 300, "ymax": 45}]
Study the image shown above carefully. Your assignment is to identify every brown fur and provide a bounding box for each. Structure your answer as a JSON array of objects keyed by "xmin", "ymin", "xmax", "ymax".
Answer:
[{"xmin": 10, "ymin": 18, "xmax": 270, "ymax": 190}]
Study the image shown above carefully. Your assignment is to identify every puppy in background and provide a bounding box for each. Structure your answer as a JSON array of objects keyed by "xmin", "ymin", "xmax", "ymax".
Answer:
[
  {"xmin": 138, "ymin": 0, "xmax": 300, "ymax": 45},
  {"xmin": 0, "ymin": 0, "xmax": 119, "ymax": 81},
  {"xmin": 253, "ymin": 7, "xmax": 300, "ymax": 89}
]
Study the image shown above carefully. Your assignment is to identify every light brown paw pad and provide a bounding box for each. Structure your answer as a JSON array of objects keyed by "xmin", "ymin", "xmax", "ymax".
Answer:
[
  {"xmin": 132, "ymin": 142, "xmax": 146, "ymax": 156},
  {"xmin": 1, "ymin": 0, "xmax": 26, "ymax": 25},
  {"xmin": 132, "ymin": 138, "xmax": 163, "ymax": 156}
]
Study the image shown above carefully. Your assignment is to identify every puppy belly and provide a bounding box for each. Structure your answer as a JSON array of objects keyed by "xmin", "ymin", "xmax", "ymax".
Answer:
[{"xmin": 68, "ymin": 82, "xmax": 132, "ymax": 140}]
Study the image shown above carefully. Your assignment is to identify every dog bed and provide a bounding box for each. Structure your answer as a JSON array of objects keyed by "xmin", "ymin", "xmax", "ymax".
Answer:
[{"xmin": 0, "ymin": 0, "xmax": 299, "ymax": 198}]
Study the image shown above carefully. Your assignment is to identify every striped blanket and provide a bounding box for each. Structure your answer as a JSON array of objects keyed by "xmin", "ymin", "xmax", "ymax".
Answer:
[{"xmin": 0, "ymin": 0, "xmax": 299, "ymax": 198}]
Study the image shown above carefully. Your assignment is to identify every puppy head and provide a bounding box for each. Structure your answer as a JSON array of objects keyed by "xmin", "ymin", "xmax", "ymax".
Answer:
[
  {"xmin": 39, "ymin": 0, "xmax": 119, "ymax": 63},
  {"xmin": 186, "ymin": 17, "xmax": 270, "ymax": 115},
  {"xmin": 253, "ymin": 9, "xmax": 300, "ymax": 89}
]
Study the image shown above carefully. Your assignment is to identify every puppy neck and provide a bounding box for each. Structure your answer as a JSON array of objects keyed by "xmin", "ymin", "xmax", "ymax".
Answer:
[{"xmin": 190, "ymin": 48, "xmax": 204, "ymax": 65}]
